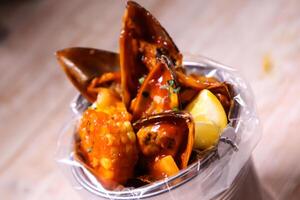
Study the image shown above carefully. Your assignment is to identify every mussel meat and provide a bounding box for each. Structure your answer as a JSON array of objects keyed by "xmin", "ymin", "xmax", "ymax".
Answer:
[{"xmin": 133, "ymin": 111, "xmax": 194, "ymax": 179}]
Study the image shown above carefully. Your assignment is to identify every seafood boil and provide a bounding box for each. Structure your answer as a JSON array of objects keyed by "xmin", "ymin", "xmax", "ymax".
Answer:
[{"xmin": 56, "ymin": 1, "xmax": 233, "ymax": 190}]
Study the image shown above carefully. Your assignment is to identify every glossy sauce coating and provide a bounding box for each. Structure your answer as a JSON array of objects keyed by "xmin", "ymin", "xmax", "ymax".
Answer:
[
  {"xmin": 56, "ymin": 0, "xmax": 231, "ymax": 190},
  {"xmin": 131, "ymin": 62, "xmax": 179, "ymax": 120},
  {"xmin": 133, "ymin": 111, "xmax": 194, "ymax": 179},
  {"xmin": 137, "ymin": 122, "xmax": 185, "ymax": 158},
  {"xmin": 120, "ymin": 1, "xmax": 182, "ymax": 108}
]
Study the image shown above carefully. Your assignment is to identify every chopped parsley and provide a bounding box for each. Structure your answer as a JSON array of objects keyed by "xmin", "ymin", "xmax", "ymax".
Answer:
[
  {"xmin": 173, "ymin": 86, "xmax": 181, "ymax": 93},
  {"xmin": 172, "ymin": 107, "xmax": 179, "ymax": 111},
  {"xmin": 139, "ymin": 76, "xmax": 145, "ymax": 85},
  {"xmin": 167, "ymin": 79, "xmax": 175, "ymax": 87},
  {"xmin": 159, "ymin": 79, "xmax": 181, "ymax": 97}
]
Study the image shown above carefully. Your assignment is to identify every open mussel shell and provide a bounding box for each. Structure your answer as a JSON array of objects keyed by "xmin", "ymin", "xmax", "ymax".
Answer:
[
  {"xmin": 133, "ymin": 111, "xmax": 194, "ymax": 169},
  {"xmin": 120, "ymin": 1, "xmax": 182, "ymax": 107},
  {"xmin": 56, "ymin": 47, "xmax": 119, "ymax": 102}
]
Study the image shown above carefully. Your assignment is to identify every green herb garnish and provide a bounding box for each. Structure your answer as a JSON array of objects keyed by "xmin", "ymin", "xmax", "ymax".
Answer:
[
  {"xmin": 172, "ymin": 107, "xmax": 179, "ymax": 111},
  {"xmin": 139, "ymin": 76, "xmax": 145, "ymax": 84},
  {"xmin": 173, "ymin": 86, "xmax": 181, "ymax": 93},
  {"xmin": 159, "ymin": 79, "xmax": 180, "ymax": 97},
  {"xmin": 167, "ymin": 79, "xmax": 175, "ymax": 87}
]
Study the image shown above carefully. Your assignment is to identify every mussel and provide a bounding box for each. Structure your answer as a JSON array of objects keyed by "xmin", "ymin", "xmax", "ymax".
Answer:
[
  {"xmin": 119, "ymin": 1, "xmax": 232, "ymax": 115},
  {"xmin": 120, "ymin": 1, "xmax": 182, "ymax": 108},
  {"xmin": 56, "ymin": 47, "xmax": 119, "ymax": 102},
  {"xmin": 130, "ymin": 61, "xmax": 180, "ymax": 121},
  {"xmin": 133, "ymin": 111, "xmax": 194, "ymax": 179}
]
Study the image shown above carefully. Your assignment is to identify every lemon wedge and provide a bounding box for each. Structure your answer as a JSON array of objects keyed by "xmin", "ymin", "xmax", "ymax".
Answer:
[
  {"xmin": 186, "ymin": 89, "xmax": 228, "ymax": 149},
  {"xmin": 193, "ymin": 116, "xmax": 220, "ymax": 149}
]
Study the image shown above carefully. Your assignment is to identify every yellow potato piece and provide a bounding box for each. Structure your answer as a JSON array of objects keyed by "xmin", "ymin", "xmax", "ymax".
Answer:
[
  {"xmin": 152, "ymin": 155, "xmax": 179, "ymax": 179},
  {"xmin": 186, "ymin": 89, "xmax": 228, "ymax": 149}
]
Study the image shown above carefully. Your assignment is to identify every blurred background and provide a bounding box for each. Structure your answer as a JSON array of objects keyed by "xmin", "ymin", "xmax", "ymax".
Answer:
[{"xmin": 0, "ymin": 0, "xmax": 300, "ymax": 199}]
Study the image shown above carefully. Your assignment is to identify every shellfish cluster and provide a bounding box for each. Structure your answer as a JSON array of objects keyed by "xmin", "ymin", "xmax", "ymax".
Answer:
[{"xmin": 56, "ymin": 1, "xmax": 232, "ymax": 190}]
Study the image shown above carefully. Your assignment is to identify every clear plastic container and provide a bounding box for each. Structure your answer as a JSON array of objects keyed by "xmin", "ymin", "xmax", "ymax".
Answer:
[{"xmin": 56, "ymin": 55, "xmax": 262, "ymax": 200}]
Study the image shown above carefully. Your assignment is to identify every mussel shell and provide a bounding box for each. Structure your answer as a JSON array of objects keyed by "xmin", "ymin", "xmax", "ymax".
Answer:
[
  {"xmin": 175, "ymin": 70, "xmax": 221, "ymax": 90},
  {"xmin": 208, "ymin": 82, "xmax": 232, "ymax": 114},
  {"xmin": 176, "ymin": 70, "xmax": 233, "ymax": 115},
  {"xmin": 56, "ymin": 47, "xmax": 119, "ymax": 102},
  {"xmin": 120, "ymin": 1, "xmax": 182, "ymax": 107},
  {"xmin": 133, "ymin": 111, "xmax": 194, "ymax": 169}
]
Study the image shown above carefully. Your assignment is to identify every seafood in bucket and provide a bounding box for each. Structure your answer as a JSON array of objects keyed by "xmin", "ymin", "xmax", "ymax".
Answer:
[{"xmin": 56, "ymin": 1, "xmax": 232, "ymax": 190}]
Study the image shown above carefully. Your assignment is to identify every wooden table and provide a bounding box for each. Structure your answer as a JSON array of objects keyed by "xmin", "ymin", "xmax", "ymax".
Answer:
[{"xmin": 1, "ymin": 0, "xmax": 299, "ymax": 199}]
